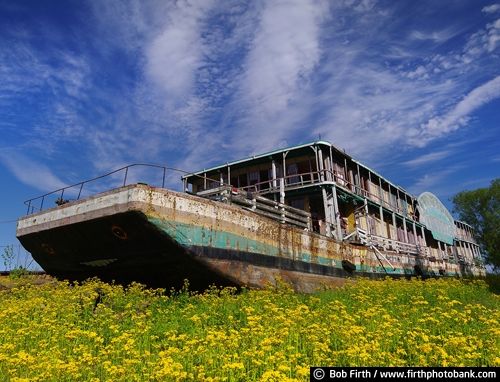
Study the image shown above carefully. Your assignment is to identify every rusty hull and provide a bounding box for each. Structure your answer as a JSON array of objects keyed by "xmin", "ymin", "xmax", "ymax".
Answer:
[{"xmin": 16, "ymin": 184, "xmax": 481, "ymax": 293}]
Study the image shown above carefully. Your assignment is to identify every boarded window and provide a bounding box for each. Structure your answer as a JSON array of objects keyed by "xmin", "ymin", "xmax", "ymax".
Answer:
[
  {"xmin": 297, "ymin": 160, "xmax": 312, "ymax": 183},
  {"xmin": 286, "ymin": 163, "xmax": 298, "ymax": 185},
  {"xmin": 248, "ymin": 171, "xmax": 258, "ymax": 189},
  {"xmin": 259, "ymin": 169, "xmax": 269, "ymax": 190},
  {"xmin": 238, "ymin": 173, "xmax": 248, "ymax": 188},
  {"xmin": 289, "ymin": 198, "xmax": 305, "ymax": 211},
  {"xmin": 230, "ymin": 175, "xmax": 238, "ymax": 188}
]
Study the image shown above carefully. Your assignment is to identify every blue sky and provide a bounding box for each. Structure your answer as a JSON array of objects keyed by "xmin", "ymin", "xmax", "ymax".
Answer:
[{"xmin": 1, "ymin": 0, "xmax": 500, "ymax": 270}]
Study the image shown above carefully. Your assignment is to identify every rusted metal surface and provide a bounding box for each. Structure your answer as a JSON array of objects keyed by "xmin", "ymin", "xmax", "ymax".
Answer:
[{"xmin": 16, "ymin": 184, "xmax": 485, "ymax": 293}]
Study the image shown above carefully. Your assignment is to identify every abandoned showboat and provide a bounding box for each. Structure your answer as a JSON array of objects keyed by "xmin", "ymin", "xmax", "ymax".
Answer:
[{"xmin": 16, "ymin": 140, "xmax": 486, "ymax": 293}]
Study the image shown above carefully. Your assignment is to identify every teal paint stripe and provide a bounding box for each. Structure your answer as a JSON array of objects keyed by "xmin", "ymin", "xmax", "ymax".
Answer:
[
  {"xmin": 333, "ymin": 259, "xmax": 343, "ymax": 268},
  {"xmin": 149, "ymin": 218, "xmax": 282, "ymax": 257},
  {"xmin": 148, "ymin": 218, "xmax": 413, "ymax": 274}
]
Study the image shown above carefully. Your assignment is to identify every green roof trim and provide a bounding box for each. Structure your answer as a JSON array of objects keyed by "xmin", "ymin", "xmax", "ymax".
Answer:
[{"xmin": 182, "ymin": 140, "xmax": 333, "ymax": 179}]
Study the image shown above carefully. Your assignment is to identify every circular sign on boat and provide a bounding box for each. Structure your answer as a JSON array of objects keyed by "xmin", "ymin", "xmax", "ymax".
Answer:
[
  {"xmin": 111, "ymin": 225, "xmax": 128, "ymax": 240},
  {"xmin": 417, "ymin": 192, "xmax": 456, "ymax": 245},
  {"xmin": 41, "ymin": 243, "xmax": 55, "ymax": 255}
]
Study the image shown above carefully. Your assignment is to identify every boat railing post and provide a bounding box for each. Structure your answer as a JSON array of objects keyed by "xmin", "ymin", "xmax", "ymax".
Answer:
[
  {"xmin": 279, "ymin": 178, "xmax": 285, "ymax": 204},
  {"xmin": 77, "ymin": 183, "xmax": 84, "ymax": 200},
  {"xmin": 123, "ymin": 167, "xmax": 129, "ymax": 187}
]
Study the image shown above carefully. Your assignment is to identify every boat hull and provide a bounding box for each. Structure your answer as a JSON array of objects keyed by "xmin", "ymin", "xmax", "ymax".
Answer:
[{"xmin": 16, "ymin": 184, "xmax": 483, "ymax": 293}]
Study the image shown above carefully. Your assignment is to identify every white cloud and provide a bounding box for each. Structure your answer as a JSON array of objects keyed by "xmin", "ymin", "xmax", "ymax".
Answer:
[
  {"xmin": 402, "ymin": 151, "xmax": 452, "ymax": 167},
  {"xmin": 240, "ymin": 0, "xmax": 326, "ymax": 116},
  {"xmin": 145, "ymin": 1, "xmax": 215, "ymax": 100},
  {"xmin": 482, "ymin": 4, "xmax": 500, "ymax": 14},
  {"xmin": 485, "ymin": 18, "xmax": 500, "ymax": 52},
  {"xmin": 422, "ymin": 75, "xmax": 500, "ymax": 138},
  {"xmin": 342, "ymin": 0, "xmax": 377, "ymax": 12},
  {"xmin": 410, "ymin": 28, "xmax": 460, "ymax": 44},
  {"xmin": 2, "ymin": 0, "xmax": 500, "ymax": 191},
  {"xmin": 406, "ymin": 65, "xmax": 429, "ymax": 80},
  {"xmin": 0, "ymin": 150, "xmax": 67, "ymax": 192}
]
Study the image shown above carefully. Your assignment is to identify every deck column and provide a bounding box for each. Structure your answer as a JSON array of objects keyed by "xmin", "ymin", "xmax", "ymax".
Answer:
[
  {"xmin": 391, "ymin": 212, "xmax": 396, "ymax": 243},
  {"xmin": 318, "ymin": 147, "xmax": 325, "ymax": 182},
  {"xmin": 420, "ymin": 226, "xmax": 427, "ymax": 248},
  {"xmin": 271, "ymin": 160, "xmax": 277, "ymax": 189},
  {"xmin": 467, "ymin": 241, "xmax": 473, "ymax": 263},
  {"xmin": 332, "ymin": 185, "xmax": 342, "ymax": 240},
  {"xmin": 412, "ymin": 221, "xmax": 418, "ymax": 247},
  {"xmin": 364, "ymin": 198, "xmax": 371, "ymax": 238},
  {"xmin": 403, "ymin": 218, "xmax": 408, "ymax": 243},
  {"xmin": 379, "ymin": 205, "xmax": 384, "ymax": 239},
  {"xmin": 281, "ymin": 152, "xmax": 289, "ymax": 204}
]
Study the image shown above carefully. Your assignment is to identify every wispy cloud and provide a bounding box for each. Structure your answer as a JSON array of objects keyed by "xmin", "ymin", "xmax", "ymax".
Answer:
[
  {"xmin": 145, "ymin": 1, "xmax": 215, "ymax": 101},
  {"xmin": 239, "ymin": 0, "xmax": 325, "ymax": 115},
  {"xmin": 421, "ymin": 75, "xmax": 500, "ymax": 139},
  {"xmin": 410, "ymin": 28, "xmax": 461, "ymax": 44},
  {"xmin": 1, "ymin": 0, "xmax": 499, "ymax": 191},
  {"xmin": 0, "ymin": 150, "xmax": 67, "ymax": 192},
  {"xmin": 402, "ymin": 151, "xmax": 453, "ymax": 167},
  {"xmin": 406, "ymin": 161, "xmax": 471, "ymax": 198},
  {"xmin": 482, "ymin": 4, "xmax": 500, "ymax": 14}
]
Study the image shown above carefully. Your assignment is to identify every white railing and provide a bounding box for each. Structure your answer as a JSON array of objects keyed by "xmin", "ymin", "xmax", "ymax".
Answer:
[
  {"xmin": 196, "ymin": 186, "xmax": 311, "ymax": 230},
  {"xmin": 355, "ymin": 227, "xmax": 427, "ymax": 257}
]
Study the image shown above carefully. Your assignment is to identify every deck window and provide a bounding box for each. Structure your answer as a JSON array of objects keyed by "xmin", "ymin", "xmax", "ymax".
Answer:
[
  {"xmin": 230, "ymin": 174, "xmax": 238, "ymax": 188},
  {"xmin": 248, "ymin": 171, "xmax": 259, "ymax": 190},
  {"xmin": 288, "ymin": 198, "xmax": 305, "ymax": 211},
  {"xmin": 297, "ymin": 160, "xmax": 312, "ymax": 184},
  {"xmin": 238, "ymin": 173, "xmax": 248, "ymax": 189},
  {"xmin": 334, "ymin": 162, "xmax": 345, "ymax": 186},
  {"xmin": 286, "ymin": 163, "xmax": 299, "ymax": 185}
]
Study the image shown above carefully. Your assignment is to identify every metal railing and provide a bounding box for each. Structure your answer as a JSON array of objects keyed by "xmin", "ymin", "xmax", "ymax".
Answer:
[
  {"xmin": 197, "ymin": 186, "xmax": 311, "ymax": 230},
  {"xmin": 356, "ymin": 227, "xmax": 427, "ymax": 256},
  {"xmin": 224, "ymin": 168, "xmax": 417, "ymax": 222},
  {"xmin": 23, "ymin": 164, "xmax": 194, "ymax": 215}
]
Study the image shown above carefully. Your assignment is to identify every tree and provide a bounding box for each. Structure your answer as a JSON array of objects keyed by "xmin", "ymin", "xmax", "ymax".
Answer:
[{"xmin": 451, "ymin": 179, "xmax": 500, "ymax": 273}]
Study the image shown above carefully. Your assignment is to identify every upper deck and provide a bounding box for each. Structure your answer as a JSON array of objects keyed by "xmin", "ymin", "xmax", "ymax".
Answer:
[
  {"xmin": 181, "ymin": 140, "xmax": 483, "ymax": 269},
  {"xmin": 182, "ymin": 140, "xmax": 418, "ymax": 223}
]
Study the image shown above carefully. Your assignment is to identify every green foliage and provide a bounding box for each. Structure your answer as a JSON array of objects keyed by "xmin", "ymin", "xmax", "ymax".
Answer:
[
  {"xmin": 1, "ymin": 245, "xmax": 15, "ymax": 271},
  {"xmin": 9, "ymin": 265, "xmax": 30, "ymax": 279},
  {"xmin": 482, "ymin": 274, "xmax": 500, "ymax": 295},
  {"xmin": 451, "ymin": 178, "xmax": 500, "ymax": 273},
  {"xmin": 1, "ymin": 245, "xmax": 30, "ymax": 279}
]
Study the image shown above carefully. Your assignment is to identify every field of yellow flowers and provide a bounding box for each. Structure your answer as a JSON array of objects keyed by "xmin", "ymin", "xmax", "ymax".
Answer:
[{"xmin": 0, "ymin": 275, "xmax": 499, "ymax": 381}]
